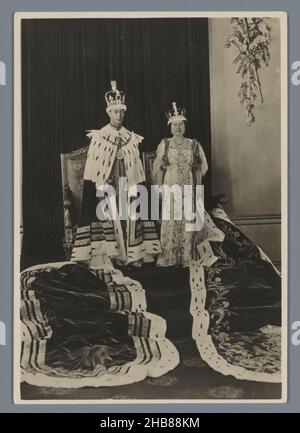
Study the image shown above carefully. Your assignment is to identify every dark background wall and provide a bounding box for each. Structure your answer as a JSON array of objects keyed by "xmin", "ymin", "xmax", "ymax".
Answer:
[{"xmin": 21, "ymin": 18, "xmax": 211, "ymax": 259}]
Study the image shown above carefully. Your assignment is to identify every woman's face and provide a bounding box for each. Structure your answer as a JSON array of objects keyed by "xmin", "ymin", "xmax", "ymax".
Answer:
[{"xmin": 171, "ymin": 121, "xmax": 185, "ymax": 137}]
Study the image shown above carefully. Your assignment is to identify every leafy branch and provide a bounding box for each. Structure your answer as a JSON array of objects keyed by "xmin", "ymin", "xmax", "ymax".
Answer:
[{"xmin": 225, "ymin": 18, "xmax": 271, "ymax": 125}]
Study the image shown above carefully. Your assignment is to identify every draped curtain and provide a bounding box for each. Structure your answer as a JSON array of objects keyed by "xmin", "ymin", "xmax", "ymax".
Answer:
[{"xmin": 21, "ymin": 18, "xmax": 212, "ymax": 259}]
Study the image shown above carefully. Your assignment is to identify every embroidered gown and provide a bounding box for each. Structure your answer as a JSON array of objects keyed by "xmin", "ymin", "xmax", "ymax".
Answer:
[
  {"xmin": 152, "ymin": 138, "xmax": 222, "ymax": 267},
  {"xmin": 71, "ymin": 123, "xmax": 161, "ymax": 267}
]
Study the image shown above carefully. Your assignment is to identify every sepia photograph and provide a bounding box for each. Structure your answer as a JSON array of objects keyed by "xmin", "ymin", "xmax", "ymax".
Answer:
[{"xmin": 14, "ymin": 11, "xmax": 287, "ymax": 403}]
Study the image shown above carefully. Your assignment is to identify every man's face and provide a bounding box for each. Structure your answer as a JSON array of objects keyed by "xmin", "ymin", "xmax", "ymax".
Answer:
[{"xmin": 108, "ymin": 108, "xmax": 125, "ymax": 129}]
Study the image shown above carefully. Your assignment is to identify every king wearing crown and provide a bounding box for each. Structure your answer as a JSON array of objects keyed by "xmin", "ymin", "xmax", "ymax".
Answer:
[{"xmin": 71, "ymin": 81, "xmax": 161, "ymax": 267}]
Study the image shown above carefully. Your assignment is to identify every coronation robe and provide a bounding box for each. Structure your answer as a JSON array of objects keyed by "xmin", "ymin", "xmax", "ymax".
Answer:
[{"xmin": 71, "ymin": 123, "xmax": 161, "ymax": 267}]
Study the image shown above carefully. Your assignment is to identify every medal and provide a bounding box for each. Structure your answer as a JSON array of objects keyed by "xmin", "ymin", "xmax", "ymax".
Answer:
[
  {"xmin": 117, "ymin": 148, "xmax": 124, "ymax": 160},
  {"xmin": 115, "ymin": 136, "xmax": 124, "ymax": 160}
]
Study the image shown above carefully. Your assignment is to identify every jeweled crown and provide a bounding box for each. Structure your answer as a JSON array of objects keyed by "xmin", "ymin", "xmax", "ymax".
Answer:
[
  {"xmin": 166, "ymin": 102, "xmax": 187, "ymax": 124},
  {"xmin": 105, "ymin": 81, "xmax": 127, "ymax": 111}
]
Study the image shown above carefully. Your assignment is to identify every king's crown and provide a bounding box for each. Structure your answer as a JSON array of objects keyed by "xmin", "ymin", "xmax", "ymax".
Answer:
[{"xmin": 105, "ymin": 81, "xmax": 126, "ymax": 110}]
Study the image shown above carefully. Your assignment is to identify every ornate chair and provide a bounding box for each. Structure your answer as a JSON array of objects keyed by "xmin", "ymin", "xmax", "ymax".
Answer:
[
  {"xmin": 60, "ymin": 146, "xmax": 89, "ymax": 259},
  {"xmin": 61, "ymin": 149, "xmax": 227, "ymax": 259}
]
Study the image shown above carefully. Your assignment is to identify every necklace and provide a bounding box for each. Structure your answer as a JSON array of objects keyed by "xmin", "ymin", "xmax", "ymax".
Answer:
[{"xmin": 173, "ymin": 137, "xmax": 186, "ymax": 146}]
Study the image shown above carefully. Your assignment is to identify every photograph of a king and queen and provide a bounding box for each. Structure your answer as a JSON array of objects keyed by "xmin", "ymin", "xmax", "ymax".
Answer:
[{"xmin": 17, "ymin": 13, "xmax": 286, "ymax": 401}]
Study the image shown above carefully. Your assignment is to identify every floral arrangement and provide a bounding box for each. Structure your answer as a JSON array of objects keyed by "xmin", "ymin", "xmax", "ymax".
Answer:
[{"xmin": 225, "ymin": 18, "xmax": 272, "ymax": 125}]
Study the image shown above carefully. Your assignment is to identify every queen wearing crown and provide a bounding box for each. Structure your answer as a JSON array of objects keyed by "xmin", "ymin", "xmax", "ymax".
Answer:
[
  {"xmin": 71, "ymin": 81, "xmax": 161, "ymax": 267},
  {"xmin": 153, "ymin": 102, "xmax": 222, "ymax": 267}
]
